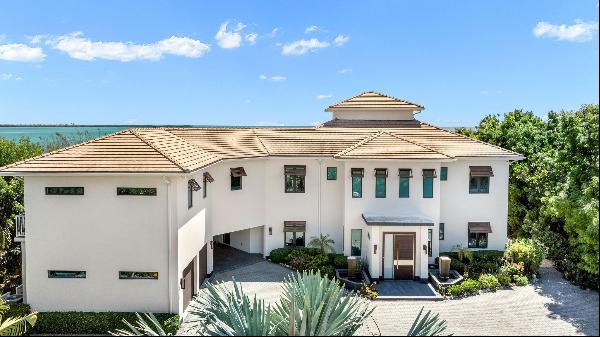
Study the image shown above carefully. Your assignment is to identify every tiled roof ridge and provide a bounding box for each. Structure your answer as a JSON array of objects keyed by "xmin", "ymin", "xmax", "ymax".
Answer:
[
  {"xmin": 326, "ymin": 91, "xmax": 425, "ymax": 110},
  {"xmin": 418, "ymin": 121, "xmax": 523, "ymax": 157},
  {"xmin": 384, "ymin": 131, "xmax": 453, "ymax": 159},
  {"xmin": 0, "ymin": 129, "xmax": 133, "ymax": 172},
  {"xmin": 334, "ymin": 131, "xmax": 385, "ymax": 157},
  {"xmin": 129, "ymin": 128, "xmax": 188, "ymax": 172}
]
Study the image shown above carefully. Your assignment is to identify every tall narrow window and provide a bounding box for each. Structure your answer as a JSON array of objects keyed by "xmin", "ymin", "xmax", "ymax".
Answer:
[
  {"xmin": 203, "ymin": 178, "xmax": 207, "ymax": 198},
  {"xmin": 188, "ymin": 180, "xmax": 193, "ymax": 209},
  {"xmin": 399, "ymin": 169, "xmax": 412, "ymax": 198},
  {"xmin": 439, "ymin": 223, "xmax": 445, "ymax": 240},
  {"xmin": 427, "ymin": 229, "xmax": 433, "ymax": 257},
  {"xmin": 351, "ymin": 229, "xmax": 362, "ymax": 256},
  {"xmin": 351, "ymin": 168, "xmax": 363, "ymax": 198},
  {"xmin": 203, "ymin": 172, "xmax": 214, "ymax": 199},
  {"xmin": 284, "ymin": 165, "xmax": 306, "ymax": 193},
  {"xmin": 440, "ymin": 167, "xmax": 448, "ymax": 181},
  {"xmin": 422, "ymin": 169, "xmax": 436, "ymax": 198},
  {"xmin": 374, "ymin": 168, "xmax": 387, "ymax": 198},
  {"xmin": 230, "ymin": 167, "xmax": 246, "ymax": 191}
]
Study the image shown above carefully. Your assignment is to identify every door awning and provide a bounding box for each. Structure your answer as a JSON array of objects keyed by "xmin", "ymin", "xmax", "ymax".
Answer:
[
  {"xmin": 362, "ymin": 213, "xmax": 434, "ymax": 226},
  {"xmin": 468, "ymin": 222, "xmax": 493, "ymax": 233}
]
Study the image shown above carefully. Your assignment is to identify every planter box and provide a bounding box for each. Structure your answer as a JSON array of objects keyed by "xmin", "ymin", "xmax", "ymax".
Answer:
[{"xmin": 335, "ymin": 269, "xmax": 371, "ymax": 291}]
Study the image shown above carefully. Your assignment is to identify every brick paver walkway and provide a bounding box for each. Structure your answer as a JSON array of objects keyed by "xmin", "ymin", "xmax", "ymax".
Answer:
[{"xmin": 181, "ymin": 259, "xmax": 599, "ymax": 336}]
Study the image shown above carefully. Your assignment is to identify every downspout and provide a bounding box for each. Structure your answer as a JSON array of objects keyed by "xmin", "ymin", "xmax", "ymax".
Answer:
[{"xmin": 162, "ymin": 176, "xmax": 173, "ymax": 313}]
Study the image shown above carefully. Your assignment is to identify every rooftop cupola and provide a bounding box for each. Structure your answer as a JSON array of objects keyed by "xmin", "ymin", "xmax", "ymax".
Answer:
[{"xmin": 325, "ymin": 91, "xmax": 424, "ymax": 121}]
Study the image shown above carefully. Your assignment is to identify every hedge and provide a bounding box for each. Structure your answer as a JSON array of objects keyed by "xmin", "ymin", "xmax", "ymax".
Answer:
[{"xmin": 7, "ymin": 304, "xmax": 179, "ymax": 335}]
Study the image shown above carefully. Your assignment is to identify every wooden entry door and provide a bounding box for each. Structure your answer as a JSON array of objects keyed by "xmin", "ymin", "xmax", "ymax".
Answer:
[
  {"xmin": 393, "ymin": 234, "xmax": 415, "ymax": 280},
  {"xmin": 198, "ymin": 244, "xmax": 207, "ymax": 286},
  {"xmin": 182, "ymin": 259, "xmax": 195, "ymax": 311}
]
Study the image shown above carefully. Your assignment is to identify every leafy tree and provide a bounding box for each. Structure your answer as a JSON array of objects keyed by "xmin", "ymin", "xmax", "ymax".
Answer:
[
  {"xmin": 458, "ymin": 105, "xmax": 599, "ymax": 289},
  {"xmin": 0, "ymin": 137, "xmax": 43, "ymax": 292}
]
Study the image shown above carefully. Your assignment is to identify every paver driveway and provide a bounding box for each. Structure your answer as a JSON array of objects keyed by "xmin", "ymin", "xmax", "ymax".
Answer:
[{"xmin": 181, "ymin": 258, "xmax": 599, "ymax": 336}]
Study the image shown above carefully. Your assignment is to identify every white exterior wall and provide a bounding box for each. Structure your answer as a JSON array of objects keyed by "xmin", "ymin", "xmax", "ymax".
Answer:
[
  {"xmin": 24, "ymin": 176, "xmax": 171, "ymax": 312},
  {"xmin": 439, "ymin": 159, "xmax": 510, "ymax": 252}
]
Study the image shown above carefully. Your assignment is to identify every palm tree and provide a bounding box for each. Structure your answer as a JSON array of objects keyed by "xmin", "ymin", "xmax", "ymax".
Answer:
[
  {"xmin": 307, "ymin": 234, "xmax": 336, "ymax": 254},
  {"xmin": 115, "ymin": 271, "xmax": 448, "ymax": 336},
  {"xmin": 0, "ymin": 299, "xmax": 37, "ymax": 336}
]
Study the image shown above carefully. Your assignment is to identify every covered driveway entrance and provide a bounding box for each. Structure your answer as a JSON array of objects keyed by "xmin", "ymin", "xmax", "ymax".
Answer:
[{"xmin": 212, "ymin": 242, "xmax": 264, "ymax": 274}]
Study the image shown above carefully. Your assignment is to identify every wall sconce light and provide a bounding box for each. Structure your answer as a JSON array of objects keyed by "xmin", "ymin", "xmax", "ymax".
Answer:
[
  {"xmin": 422, "ymin": 244, "xmax": 427, "ymax": 252},
  {"xmin": 373, "ymin": 244, "xmax": 378, "ymax": 255},
  {"xmin": 210, "ymin": 241, "xmax": 214, "ymax": 249},
  {"xmin": 268, "ymin": 227, "xmax": 273, "ymax": 235}
]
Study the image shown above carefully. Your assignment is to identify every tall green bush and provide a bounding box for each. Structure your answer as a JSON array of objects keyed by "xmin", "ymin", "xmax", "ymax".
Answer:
[{"xmin": 504, "ymin": 239, "xmax": 545, "ymax": 276}]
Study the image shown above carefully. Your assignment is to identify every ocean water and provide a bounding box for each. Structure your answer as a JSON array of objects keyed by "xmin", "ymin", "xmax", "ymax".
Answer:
[{"xmin": 0, "ymin": 126, "xmax": 131, "ymax": 143}]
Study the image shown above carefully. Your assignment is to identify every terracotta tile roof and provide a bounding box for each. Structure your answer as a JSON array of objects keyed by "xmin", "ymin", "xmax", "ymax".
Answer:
[
  {"xmin": 0, "ymin": 121, "xmax": 522, "ymax": 174},
  {"xmin": 325, "ymin": 91, "xmax": 424, "ymax": 111}
]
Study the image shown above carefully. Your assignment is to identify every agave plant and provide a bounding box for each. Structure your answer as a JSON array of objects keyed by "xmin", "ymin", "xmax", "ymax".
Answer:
[
  {"xmin": 0, "ymin": 299, "xmax": 37, "ymax": 336},
  {"xmin": 307, "ymin": 234, "xmax": 336, "ymax": 254},
  {"xmin": 112, "ymin": 313, "xmax": 170, "ymax": 336},
  {"xmin": 407, "ymin": 307, "xmax": 448, "ymax": 336}
]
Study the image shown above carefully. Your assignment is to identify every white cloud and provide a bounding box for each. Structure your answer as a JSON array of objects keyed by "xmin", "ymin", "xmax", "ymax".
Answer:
[
  {"xmin": 338, "ymin": 68, "xmax": 352, "ymax": 74},
  {"xmin": 48, "ymin": 32, "xmax": 209, "ymax": 61},
  {"xmin": 0, "ymin": 43, "xmax": 46, "ymax": 62},
  {"xmin": 245, "ymin": 33, "xmax": 258, "ymax": 45},
  {"xmin": 533, "ymin": 20, "xmax": 599, "ymax": 42},
  {"xmin": 281, "ymin": 38, "xmax": 330, "ymax": 55},
  {"xmin": 305, "ymin": 25, "xmax": 320, "ymax": 33},
  {"xmin": 1, "ymin": 73, "xmax": 22, "ymax": 80},
  {"xmin": 333, "ymin": 34, "xmax": 350, "ymax": 46},
  {"xmin": 480, "ymin": 90, "xmax": 489, "ymax": 95},
  {"xmin": 215, "ymin": 21, "xmax": 247, "ymax": 48},
  {"xmin": 268, "ymin": 28, "xmax": 280, "ymax": 38},
  {"xmin": 27, "ymin": 34, "xmax": 46, "ymax": 44},
  {"xmin": 316, "ymin": 94, "xmax": 332, "ymax": 99},
  {"xmin": 259, "ymin": 74, "xmax": 286, "ymax": 81}
]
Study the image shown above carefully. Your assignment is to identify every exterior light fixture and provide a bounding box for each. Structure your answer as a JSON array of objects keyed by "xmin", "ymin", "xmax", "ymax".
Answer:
[
  {"xmin": 268, "ymin": 227, "xmax": 273, "ymax": 235},
  {"xmin": 373, "ymin": 244, "xmax": 378, "ymax": 255}
]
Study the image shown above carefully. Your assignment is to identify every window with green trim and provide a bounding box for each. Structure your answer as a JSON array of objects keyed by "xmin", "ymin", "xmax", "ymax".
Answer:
[
  {"xmin": 119, "ymin": 271, "xmax": 158, "ymax": 280},
  {"xmin": 422, "ymin": 169, "xmax": 436, "ymax": 198},
  {"xmin": 117, "ymin": 187, "xmax": 157, "ymax": 196},
  {"xmin": 440, "ymin": 167, "xmax": 448, "ymax": 181},
  {"xmin": 399, "ymin": 169, "xmax": 411, "ymax": 198},
  {"xmin": 326, "ymin": 167, "xmax": 337, "ymax": 180},
  {"xmin": 439, "ymin": 223, "xmax": 445, "ymax": 240},
  {"xmin": 45, "ymin": 187, "xmax": 84, "ymax": 195},
  {"xmin": 375, "ymin": 168, "xmax": 387, "ymax": 198},
  {"xmin": 351, "ymin": 168, "xmax": 363, "ymax": 198},
  {"xmin": 48, "ymin": 270, "xmax": 86, "ymax": 278}
]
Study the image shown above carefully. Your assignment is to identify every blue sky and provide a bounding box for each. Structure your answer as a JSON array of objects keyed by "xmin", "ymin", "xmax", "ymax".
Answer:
[{"xmin": 1, "ymin": 0, "xmax": 598, "ymax": 126}]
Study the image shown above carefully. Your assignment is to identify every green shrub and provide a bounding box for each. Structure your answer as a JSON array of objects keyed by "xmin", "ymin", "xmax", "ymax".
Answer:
[
  {"xmin": 269, "ymin": 247, "xmax": 296, "ymax": 264},
  {"xmin": 513, "ymin": 275, "xmax": 529, "ymax": 286},
  {"xmin": 30, "ymin": 311, "xmax": 178, "ymax": 334},
  {"xmin": 450, "ymin": 258, "xmax": 466, "ymax": 274},
  {"xmin": 478, "ymin": 274, "xmax": 500, "ymax": 290},
  {"xmin": 447, "ymin": 279, "xmax": 482, "ymax": 297},
  {"xmin": 497, "ymin": 271, "xmax": 512, "ymax": 286},
  {"xmin": 7, "ymin": 303, "xmax": 31, "ymax": 317},
  {"xmin": 500, "ymin": 262, "xmax": 525, "ymax": 278},
  {"xmin": 330, "ymin": 254, "xmax": 348, "ymax": 269},
  {"xmin": 163, "ymin": 314, "xmax": 181, "ymax": 335},
  {"xmin": 504, "ymin": 239, "xmax": 545, "ymax": 276}
]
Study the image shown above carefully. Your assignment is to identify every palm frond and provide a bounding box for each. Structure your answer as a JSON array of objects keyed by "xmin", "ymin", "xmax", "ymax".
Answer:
[{"xmin": 0, "ymin": 312, "xmax": 37, "ymax": 336}]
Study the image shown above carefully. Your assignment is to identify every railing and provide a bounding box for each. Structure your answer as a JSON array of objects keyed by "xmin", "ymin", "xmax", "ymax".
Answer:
[{"xmin": 15, "ymin": 214, "xmax": 25, "ymax": 239}]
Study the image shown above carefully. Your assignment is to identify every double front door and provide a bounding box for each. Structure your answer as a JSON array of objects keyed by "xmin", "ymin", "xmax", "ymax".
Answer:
[{"xmin": 383, "ymin": 233, "xmax": 415, "ymax": 280}]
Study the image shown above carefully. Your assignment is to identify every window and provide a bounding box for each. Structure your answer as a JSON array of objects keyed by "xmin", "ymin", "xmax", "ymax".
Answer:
[
  {"xmin": 351, "ymin": 168, "xmax": 363, "ymax": 198},
  {"xmin": 440, "ymin": 167, "xmax": 448, "ymax": 181},
  {"xmin": 48, "ymin": 270, "xmax": 86, "ymax": 278},
  {"xmin": 422, "ymin": 169, "xmax": 436, "ymax": 198},
  {"xmin": 230, "ymin": 167, "xmax": 246, "ymax": 191},
  {"xmin": 399, "ymin": 169, "xmax": 412, "ymax": 198},
  {"xmin": 284, "ymin": 165, "xmax": 306, "ymax": 193},
  {"xmin": 439, "ymin": 223, "xmax": 445, "ymax": 240},
  {"xmin": 327, "ymin": 167, "xmax": 337, "ymax": 180},
  {"xmin": 468, "ymin": 232, "xmax": 488, "ymax": 248},
  {"xmin": 45, "ymin": 187, "xmax": 84, "ymax": 195},
  {"xmin": 119, "ymin": 271, "xmax": 158, "ymax": 280},
  {"xmin": 351, "ymin": 229, "xmax": 362, "ymax": 256},
  {"xmin": 469, "ymin": 176, "xmax": 490, "ymax": 194},
  {"xmin": 427, "ymin": 229, "xmax": 433, "ymax": 257},
  {"xmin": 375, "ymin": 168, "xmax": 387, "ymax": 198},
  {"xmin": 117, "ymin": 187, "xmax": 157, "ymax": 196},
  {"xmin": 188, "ymin": 180, "xmax": 193, "ymax": 209},
  {"xmin": 284, "ymin": 221, "xmax": 306, "ymax": 247},
  {"xmin": 203, "ymin": 172, "xmax": 214, "ymax": 198}
]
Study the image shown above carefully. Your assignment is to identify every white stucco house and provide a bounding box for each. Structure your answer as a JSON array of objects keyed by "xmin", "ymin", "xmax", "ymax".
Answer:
[{"xmin": 1, "ymin": 91, "xmax": 522, "ymax": 314}]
